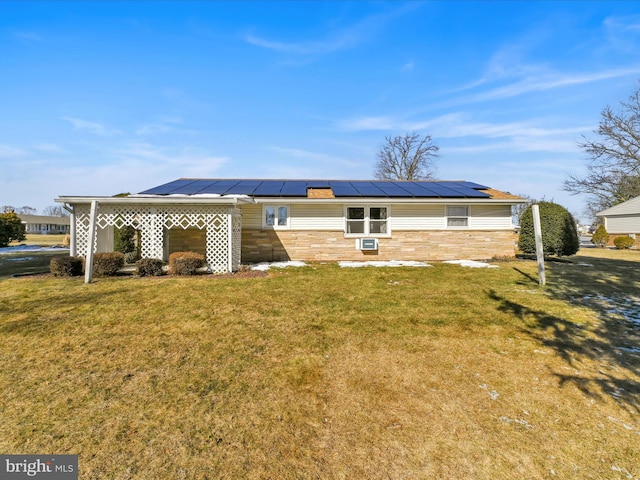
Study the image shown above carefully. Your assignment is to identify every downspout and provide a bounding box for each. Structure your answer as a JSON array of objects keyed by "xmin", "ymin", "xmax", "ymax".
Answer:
[{"xmin": 62, "ymin": 203, "xmax": 76, "ymax": 256}]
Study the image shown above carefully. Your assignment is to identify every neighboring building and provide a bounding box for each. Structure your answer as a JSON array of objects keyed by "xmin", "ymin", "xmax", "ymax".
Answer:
[
  {"xmin": 56, "ymin": 178, "xmax": 526, "ymax": 273},
  {"xmin": 597, "ymin": 196, "xmax": 640, "ymax": 247},
  {"xmin": 20, "ymin": 214, "xmax": 71, "ymax": 235}
]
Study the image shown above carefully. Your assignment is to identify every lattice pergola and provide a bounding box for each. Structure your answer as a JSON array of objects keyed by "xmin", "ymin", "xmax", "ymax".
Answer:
[{"xmin": 72, "ymin": 202, "xmax": 242, "ymax": 273}]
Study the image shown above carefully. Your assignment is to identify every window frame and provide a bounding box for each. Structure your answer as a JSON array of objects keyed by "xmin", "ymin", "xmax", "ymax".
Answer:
[
  {"xmin": 262, "ymin": 204, "xmax": 290, "ymax": 229},
  {"xmin": 446, "ymin": 205, "xmax": 470, "ymax": 228},
  {"xmin": 344, "ymin": 205, "xmax": 390, "ymax": 237}
]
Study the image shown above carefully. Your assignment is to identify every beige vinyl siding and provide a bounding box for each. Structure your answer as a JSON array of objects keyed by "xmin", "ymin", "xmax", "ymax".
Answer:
[
  {"xmin": 240, "ymin": 203, "xmax": 262, "ymax": 229},
  {"xmin": 469, "ymin": 205, "xmax": 513, "ymax": 230},
  {"xmin": 289, "ymin": 204, "xmax": 343, "ymax": 230},
  {"xmin": 390, "ymin": 205, "xmax": 445, "ymax": 230},
  {"xmin": 605, "ymin": 214, "xmax": 640, "ymax": 234}
]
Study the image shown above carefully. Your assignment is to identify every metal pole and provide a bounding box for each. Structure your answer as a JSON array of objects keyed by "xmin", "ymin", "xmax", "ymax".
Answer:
[
  {"xmin": 532, "ymin": 204, "xmax": 545, "ymax": 286},
  {"xmin": 84, "ymin": 200, "xmax": 99, "ymax": 284}
]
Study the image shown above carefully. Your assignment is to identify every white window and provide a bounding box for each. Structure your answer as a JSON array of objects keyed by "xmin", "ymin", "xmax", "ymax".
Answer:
[
  {"xmin": 345, "ymin": 206, "xmax": 389, "ymax": 236},
  {"xmin": 447, "ymin": 205, "xmax": 469, "ymax": 227},
  {"xmin": 263, "ymin": 205, "xmax": 289, "ymax": 228}
]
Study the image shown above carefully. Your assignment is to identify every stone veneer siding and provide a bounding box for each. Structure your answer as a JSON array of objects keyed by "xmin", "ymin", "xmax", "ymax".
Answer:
[{"xmin": 241, "ymin": 229, "xmax": 517, "ymax": 263}]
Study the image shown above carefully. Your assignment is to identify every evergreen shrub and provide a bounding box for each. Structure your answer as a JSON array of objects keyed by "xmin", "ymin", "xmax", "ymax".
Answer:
[
  {"xmin": 613, "ymin": 236, "xmax": 634, "ymax": 249},
  {"xmin": 518, "ymin": 201, "xmax": 579, "ymax": 256},
  {"xmin": 591, "ymin": 225, "xmax": 609, "ymax": 248},
  {"xmin": 50, "ymin": 256, "xmax": 84, "ymax": 277},
  {"xmin": 93, "ymin": 252, "xmax": 125, "ymax": 277},
  {"xmin": 136, "ymin": 258, "xmax": 165, "ymax": 277},
  {"xmin": 169, "ymin": 251, "xmax": 205, "ymax": 276}
]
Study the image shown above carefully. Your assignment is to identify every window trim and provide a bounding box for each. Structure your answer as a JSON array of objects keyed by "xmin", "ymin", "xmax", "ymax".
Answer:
[
  {"xmin": 446, "ymin": 205, "xmax": 470, "ymax": 228},
  {"xmin": 344, "ymin": 205, "xmax": 391, "ymax": 237},
  {"xmin": 262, "ymin": 204, "xmax": 290, "ymax": 229}
]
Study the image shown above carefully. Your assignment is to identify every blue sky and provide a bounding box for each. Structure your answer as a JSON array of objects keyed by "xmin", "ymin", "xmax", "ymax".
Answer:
[{"xmin": 2, "ymin": 1, "xmax": 640, "ymax": 222}]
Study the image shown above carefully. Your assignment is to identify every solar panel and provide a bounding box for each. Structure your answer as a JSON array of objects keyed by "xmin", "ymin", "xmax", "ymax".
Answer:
[
  {"xmin": 139, "ymin": 178, "xmax": 495, "ymax": 198},
  {"xmin": 280, "ymin": 181, "xmax": 308, "ymax": 196},
  {"xmin": 140, "ymin": 179, "xmax": 197, "ymax": 195},
  {"xmin": 253, "ymin": 181, "xmax": 285, "ymax": 196},
  {"xmin": 330, "ymin": 182, "xmax": 361, "ymax": 196}
]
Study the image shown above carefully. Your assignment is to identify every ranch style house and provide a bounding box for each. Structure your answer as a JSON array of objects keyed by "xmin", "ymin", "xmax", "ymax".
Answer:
[
  {"xmin": 56, "ymin": 178, "xmax": 526, "ymax": 273},
  {"xmin": 597, "ymin": 195, "xmax": 640, "ymax": 247}
]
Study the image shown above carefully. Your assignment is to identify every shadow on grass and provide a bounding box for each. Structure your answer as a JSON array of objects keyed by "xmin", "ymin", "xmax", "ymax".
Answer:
[
  {"xmin": 487, "ymin": 253, "xmax": 640, "ymax": 414},
  {"xmin": 0, "ymin": 280, "xmax": 124, "ymax": 335}
]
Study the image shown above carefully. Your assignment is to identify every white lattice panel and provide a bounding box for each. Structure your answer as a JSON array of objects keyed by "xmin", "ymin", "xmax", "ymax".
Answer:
[{"xmin": 71, "ymin": 203, "xmax": 240, "ymax": 272}]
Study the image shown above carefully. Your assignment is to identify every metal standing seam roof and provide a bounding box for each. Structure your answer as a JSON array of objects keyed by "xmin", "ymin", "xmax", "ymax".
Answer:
[{"xmin": 139, "ymin": 179, "xmax": 493, "ymax": 198}]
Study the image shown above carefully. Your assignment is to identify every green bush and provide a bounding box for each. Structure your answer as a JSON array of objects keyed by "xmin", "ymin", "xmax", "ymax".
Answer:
[
  {"xmin": 168, "ymin": 251, "xmax": 205, "ymax": 276},
  {"xmin": 591, "ymin": 225, "xmax": 609, "ymax": 248},
  {"xmin": 518, "ymin": 201, "xmax": 579, "ymax": 256},
  {"xmin": 124, "ymin": 251, "xmax": 141, "ymax": 264},
  {"xmin": 93, "ymin": 252, "xmax": 125, "ymax": 277},
  {"xmin": 136, "ymin": 258, "xmax": 165, "ymax": 277},
  {"xmin": 613, "ymin": 236, "xmax": 635, "ymax": 249},
  {"xmin": 0, "ymin": 211, "xmax": 26, "ymax": 247},
  {"xmin": 50, "ymin": 256, "xmax": 84, "ymax": 277}
]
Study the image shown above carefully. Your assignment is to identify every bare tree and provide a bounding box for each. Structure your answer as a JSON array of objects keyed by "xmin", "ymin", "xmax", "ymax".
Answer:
[
  {"xmin": 17, "ymin": 206, "xmax": 37, "ymax": 215},
  {"xmin": 564, "ymin": 82, "xmax": 640, "ymax": 217},
  {"xmin": 374, "ymin": 131, "xmax": 439, "ymax": 181},
  {"xmin": 42, "ymin": 205, "xmax": 70, "ymax": 217}
]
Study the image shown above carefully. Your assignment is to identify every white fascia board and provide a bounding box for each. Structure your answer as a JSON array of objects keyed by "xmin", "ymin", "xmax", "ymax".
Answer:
[
  {"xmin": 250, "ymin": 197, "xmax": 525, "ymax": 205},
  {"xmin": 55, "ymin": 195, "xmax": 255, "ymax": 205}
]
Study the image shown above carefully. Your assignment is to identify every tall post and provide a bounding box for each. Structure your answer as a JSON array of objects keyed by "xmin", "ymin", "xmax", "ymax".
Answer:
[
  {"xmin": 532, "ymin": 204, "xmax": 546, "ymax": 286},
  {"xmin": 84, "ymin": 200, "xmax": 99, "ymax": 284}
]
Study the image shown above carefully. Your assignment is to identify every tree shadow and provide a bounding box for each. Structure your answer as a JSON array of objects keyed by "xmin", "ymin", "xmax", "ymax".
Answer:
[{"xmin": 487, "ymin": 254, "xmax": 640, "ymax": 414}]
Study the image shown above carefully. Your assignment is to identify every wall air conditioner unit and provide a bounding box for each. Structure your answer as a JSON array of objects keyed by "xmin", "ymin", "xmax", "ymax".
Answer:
[{"xmin": 359, "ymin": 238, "xmax": 378, "ymax": 251}]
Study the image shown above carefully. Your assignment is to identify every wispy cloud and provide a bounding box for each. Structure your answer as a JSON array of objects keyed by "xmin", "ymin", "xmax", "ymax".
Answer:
[
  {"xmin": 401, "ymin": 61, "xmax": 415, "ymax": 73},
  {"xmin": 61, "ymin": 117, "xmax": 121, "ymax": 137},
  {"xmin": 14, "ymin": 31, "xmax": 43, "ymax": 42},
  {"xmin": 468, "ymin": 67, "xmax": 640, "ymax": 102},
  {"xmin": 0, "ymin": 144, "xmax": 27, "ymax": 158},
  {"xmin": 245, "ymin": 3, "xmax": 418, "ymax": 55}
]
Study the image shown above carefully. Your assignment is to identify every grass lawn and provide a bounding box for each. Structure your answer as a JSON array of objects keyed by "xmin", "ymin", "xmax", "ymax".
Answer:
[{"xmin": 0, "ymin": 249, "xmax": 638, "ymax": 479}]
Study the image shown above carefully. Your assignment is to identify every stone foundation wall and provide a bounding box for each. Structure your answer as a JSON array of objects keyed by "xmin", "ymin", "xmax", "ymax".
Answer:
[{"xmin": 241, "ymin": 229, "xmax": 518, "ymax": 263}]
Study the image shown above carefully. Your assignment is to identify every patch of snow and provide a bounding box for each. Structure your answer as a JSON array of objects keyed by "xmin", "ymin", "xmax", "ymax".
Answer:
[
  {"xmin": 577, "ymin": 263, "xmax": 594, "ymax": 267},
  {"xmin": 489, "ymin": 390, "xmax": 499, "ymax": 400},
  {"xmin": 498, "ymin": 416, "xmax": 533, "ymax": 428},
  {"xmin": 0, "ymin": 245, "xmax": 69, "ymax": 254},
  {"xmin": 443, "ymin": 260, "xmax": 498, "ymax": 268},
  {"xmin": 250, "ymin": 261, "xmax": 307, "ymax": 271},
  {"xmin": 338, "ymin": 260, "xmax": 431, "ymax": 268},
  {"xmin": 582, "ymin": 294, "xmax": 640, "ymax": 324}
]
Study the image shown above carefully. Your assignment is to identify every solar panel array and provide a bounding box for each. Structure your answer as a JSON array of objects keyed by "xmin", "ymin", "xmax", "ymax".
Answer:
[{"xmin": 140, "ymin": 179, "xmax": 491, "ymax": 198}]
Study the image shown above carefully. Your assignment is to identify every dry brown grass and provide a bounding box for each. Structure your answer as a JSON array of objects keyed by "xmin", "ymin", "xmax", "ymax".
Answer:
[{"xmin": 0, "ymin": 249, "xmax": 638, "ymax": 479}]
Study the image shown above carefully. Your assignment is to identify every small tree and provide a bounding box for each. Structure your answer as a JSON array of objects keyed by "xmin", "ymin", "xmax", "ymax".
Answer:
[
  {"xmin": 591, "ymin": 225, "xmax": 610, "ymax": 247},
  {"xmin": 374, "ymin": 131, "xmax": 439, "ymax": 181},
  {"xmin": 0, "ymin": 211, "xmax": 27, "ymax": 247},
  {"xmin": 518, "ymin": 201, "xmax": 579, "ymax": 256}
]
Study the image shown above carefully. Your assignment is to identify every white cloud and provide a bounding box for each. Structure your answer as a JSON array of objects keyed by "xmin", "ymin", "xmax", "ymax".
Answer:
[
  {"xmin": 14, "ymin": 31, "xmax": 43, "ymax": 42},
  {"xmin": 61, "ymin": 117, "xmax": 121, "ymax": 137},
  {"xmin": 245, "ymin": 3, "xmax": 417, "ymax": 56},
  {"xmin": 0, "ymin": 144, "xmax": 27, "ymax": 158}
]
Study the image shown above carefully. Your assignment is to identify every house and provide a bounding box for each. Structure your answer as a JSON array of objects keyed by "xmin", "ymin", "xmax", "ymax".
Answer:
[
  {"xmin": 55, "ymin": 178, "xmax": 526, "ymax": 273},
  {"xmin": 19, "ymin": 214, "xmax": 71, "ymax": 235},
  {"xmin": 597, "ymin": 196, "xmax": 640, "ymax": 247}
]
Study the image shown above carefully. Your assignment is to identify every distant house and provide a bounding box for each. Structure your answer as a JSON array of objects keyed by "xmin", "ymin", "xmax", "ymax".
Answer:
[
  {"xmin": 56, "ymin": 178, "xmax": 526, "ymax": 273},
  {"xmin": 20, "ymin": 214, "xmax": 70, "ymax": 235},
  {"xmin": 597, "ymin": 196, "xmax": 640, "ymax": 247}
]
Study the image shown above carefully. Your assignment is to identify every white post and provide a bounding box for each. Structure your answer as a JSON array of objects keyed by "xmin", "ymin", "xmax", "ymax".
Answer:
[
  {"xmin": 84, "ymin": 200, "xmax": 99, "ymax": 284},
  {"xmin": 532, "ymin": 204, "xmax": 545, "ymax": 286},
  {"xmin": 69, "ymin": 209, "xmax": 76, "ymax": 257}
]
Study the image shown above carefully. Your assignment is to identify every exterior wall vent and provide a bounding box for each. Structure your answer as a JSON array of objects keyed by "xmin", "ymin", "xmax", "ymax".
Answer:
[{"xmin": 359, "ymin": 238, "xmax": 378, "ymax": 251}]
